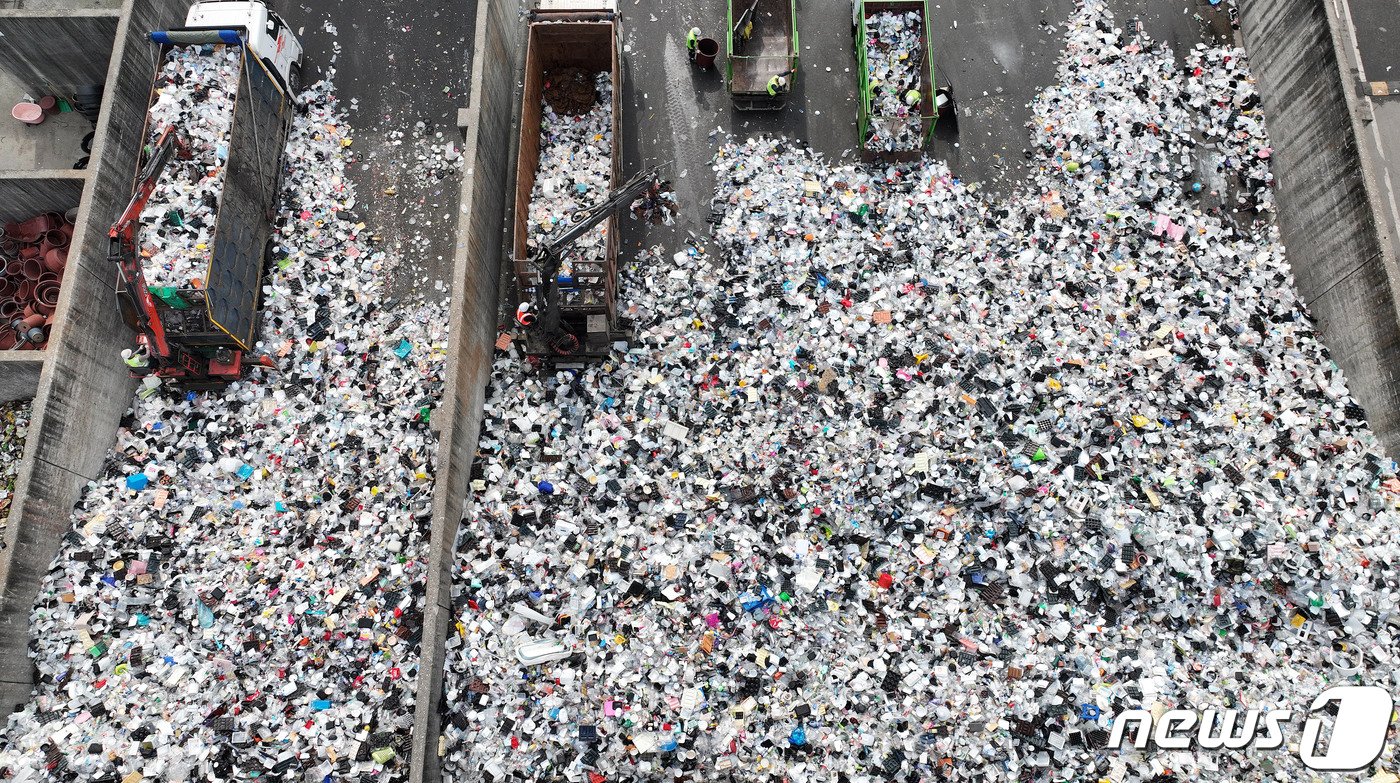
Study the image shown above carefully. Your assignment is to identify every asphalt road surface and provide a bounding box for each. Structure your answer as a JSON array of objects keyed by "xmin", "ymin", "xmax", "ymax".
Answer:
[
  {"xmin": 1343, "ymin": 0, "xmax": 1399, "ymax": 82},
  {"xmin": 272, "ymin": 0, "xmax": 475, "ymax": 302}
]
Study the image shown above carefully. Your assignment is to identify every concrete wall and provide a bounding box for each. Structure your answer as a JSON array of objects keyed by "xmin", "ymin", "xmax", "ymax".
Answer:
[
  {"xmin": 0, "ymin": 11, "xmax": 119, "ymax": 97},
  {"xmin": 1237, "ymin": 0, "xmax": 1400, "ymax": 455},
  {"xmin": 0, "ymin": 173, "xmax": 83, "ymax": 223},
  {"xmin": 0, "ymin": 358, "xmax": 40, "ymax": 403},
  {"xmin": 0, "ymin": 0, "xmax": 180, "ymax": 715},
  {"xmin": 408, "ymin": 0, "xmax": 520, "ymax": 779}
]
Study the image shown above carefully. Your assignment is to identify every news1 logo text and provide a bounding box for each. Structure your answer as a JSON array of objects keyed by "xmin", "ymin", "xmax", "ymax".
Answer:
[{"xmin": 1110, "ymin": 686, "xmax": 1394, "ymax": 771}]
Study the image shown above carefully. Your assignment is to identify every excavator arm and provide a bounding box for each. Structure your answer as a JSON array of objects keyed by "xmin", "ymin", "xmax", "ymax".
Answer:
[
  {"xmin": 530, "ymin": 164, "xmax": 665, "ymax": 351},
  {"xmin": 108, "ymin": 125, "xmax": 205, "ymax": 376}
]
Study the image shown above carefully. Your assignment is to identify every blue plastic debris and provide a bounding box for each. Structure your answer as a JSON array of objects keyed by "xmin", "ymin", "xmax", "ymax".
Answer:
[
  {"xmin": 740, "ymin": 585, "xmax": 778, "ymax": 613},
  {"xmin": 196, "ymin": 601, "xmax": 215, "ymax": 629}
]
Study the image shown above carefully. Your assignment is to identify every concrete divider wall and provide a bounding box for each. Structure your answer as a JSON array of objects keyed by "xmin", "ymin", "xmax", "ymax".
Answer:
[
  {"xmin": 409, "ymin": 0, "xmax": 521, "ymax": 778},
  {"xmin": 0, "ymin": 12, "xmax": 120, "ymax": 98},
  {"xmin": 0, "ymin": 359, "xmax": 41, "ymax": 404},
  {"xmin": 1237, "ymin": 0, "xmax": 1400, "ymax": 456},
  {"xmin": 0, "ymin": 0, "xmax": 182, "ymax": 715},
  {"xmin": 0, "ymin": 174, "xmax": 84, "ymax": 222}
]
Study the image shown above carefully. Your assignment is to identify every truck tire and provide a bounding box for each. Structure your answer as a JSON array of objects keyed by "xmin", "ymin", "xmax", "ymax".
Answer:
[
  {"xmin": 551, "ymin": 332, "xmax": 581, "ymax": 356},
  {"xmin": 289, "ymin": 63, "xmax": 302, "ymax": 96}
]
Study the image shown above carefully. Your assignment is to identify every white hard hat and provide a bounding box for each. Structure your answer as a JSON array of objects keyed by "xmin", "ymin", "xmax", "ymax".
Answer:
[{"xmin": 121, "ymin": 349, "xmax": 132, "ymax": 359}]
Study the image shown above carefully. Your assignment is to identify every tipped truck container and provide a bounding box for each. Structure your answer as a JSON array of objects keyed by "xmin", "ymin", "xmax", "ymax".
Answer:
[{"xmin": 511, "ymin": 0, "xmax": 622, "ymax": 354}]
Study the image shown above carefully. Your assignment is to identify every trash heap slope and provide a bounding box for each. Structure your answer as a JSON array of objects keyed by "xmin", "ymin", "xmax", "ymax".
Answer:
[{"xmin": 0, "ymin": 401, "xmax": 30, "ymax": 547}]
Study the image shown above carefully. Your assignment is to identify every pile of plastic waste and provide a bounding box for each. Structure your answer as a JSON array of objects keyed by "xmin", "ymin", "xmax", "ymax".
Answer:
[
  {"xmin": 630, "ymin": 179, "xmax": 679, "ymax": 226},
  {"xmin": 1182, "ymin": 44, "xmax": 1274, "ymax": 214},
  {"xmin": 141, "ymin": 45, "xmax": 241, "ymax": 289},
  {"xmin": 525, "ymin": 71, "xmax": 614, "ymax": 306},
  {"xmin": 0, "ymin": 399, "xmax": 31, "ymax": 544},
  {"xmin": 439, "ymin": 4, "xmax": 1400, "ymax": 783},
  {"xmin": 863, "ymin": 11, "xmax": 925, "ymax": 153}
]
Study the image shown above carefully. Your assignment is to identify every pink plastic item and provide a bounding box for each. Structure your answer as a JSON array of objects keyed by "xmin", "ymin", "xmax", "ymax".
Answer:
[{"xmin": 11, "ymin": 103, "xmax": 44, "ymax": 125}]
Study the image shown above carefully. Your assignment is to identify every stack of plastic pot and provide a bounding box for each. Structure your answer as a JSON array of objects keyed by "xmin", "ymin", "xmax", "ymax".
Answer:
[{"xmin": 0, "ymin": 208, "xmax": 73, "ymax": 350}]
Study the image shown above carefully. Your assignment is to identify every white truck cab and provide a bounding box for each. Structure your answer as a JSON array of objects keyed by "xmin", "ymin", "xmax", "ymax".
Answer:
[{"xmin": 181, "ymin": 0, "xmax": 303, "ymax": 92}]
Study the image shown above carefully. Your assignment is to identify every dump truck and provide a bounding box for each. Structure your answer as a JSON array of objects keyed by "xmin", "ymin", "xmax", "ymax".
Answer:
[
  {"xmin": 727, "ymin": 0, "xmax": 798, "ymax": 110},
  {"xmin": 511, "ymin": 0, "xmax": 623, "ymax": 357},
  {"xmin": 110, "ymin": 0, "xmax": 301, "ymax": 387},
  {"xmin": 854, "ymin": 0, "xmax": 937, "ymax": 160}
]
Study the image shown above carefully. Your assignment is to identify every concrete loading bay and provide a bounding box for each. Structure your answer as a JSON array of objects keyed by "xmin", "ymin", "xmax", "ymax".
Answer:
[{"xmin": 0, "ymin": 0, "xmax": 1391, "ymax": 781}]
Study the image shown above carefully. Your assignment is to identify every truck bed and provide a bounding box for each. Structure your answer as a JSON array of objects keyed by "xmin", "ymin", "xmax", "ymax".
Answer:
[
  {"xmin": 512, "ymin": 15, "xmax": 621, "ymax": 326},
  {"xmin": 731, "ymin": 0, "xmax": 792, "ymax": 94},
  {"xmin": 858, "ymin": 0, "xmax": 935, "ymax": 157},
  {"xmin": 134, "ymin": 43, "xmax": 290, "ymax": 351}
]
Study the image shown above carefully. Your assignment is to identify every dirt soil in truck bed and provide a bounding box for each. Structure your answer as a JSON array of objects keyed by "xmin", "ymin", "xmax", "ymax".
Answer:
[{"xmin": 545, "ymin": 67, "xmax": 604, "ymax": 116}]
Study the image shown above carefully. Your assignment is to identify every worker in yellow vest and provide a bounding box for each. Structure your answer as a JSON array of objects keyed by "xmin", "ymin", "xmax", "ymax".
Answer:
[
  {"xmin": 686, "ymin": 27, "xmax": 701, "ymax": 61},
  {"xmin": 767, "ymin": 70, "xmax": 794, "ymax": 97},
  {"xmin": 120, "ymin": 345, "xmax": 152, "ymax": 376},
  {"xmin": 905, "ymin": 88, "xmax": 921, "ymax": 107}
]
